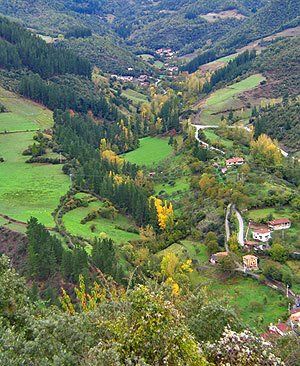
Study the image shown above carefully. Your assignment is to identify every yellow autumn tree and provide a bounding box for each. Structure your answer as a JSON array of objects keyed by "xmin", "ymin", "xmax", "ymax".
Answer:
[
  {"xmin": 160, "ymin": 252, "xmax": 193, "ymax": 296},
  {"xmin": 101, "ymin": 149, "xmax": 124, "ymax": 166},
  {"xmin": 250, "ymin": 134, "xmax": 283, "ymax": 166},
  {"xmin": 153, "ymin": 197, "xmax": 174, "ymax": 230}
]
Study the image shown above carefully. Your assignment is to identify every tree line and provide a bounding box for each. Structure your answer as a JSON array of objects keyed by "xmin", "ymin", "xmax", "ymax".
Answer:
[{"xmin": 202, "ymin": 50, "xmax": 256, "ymax": 93}]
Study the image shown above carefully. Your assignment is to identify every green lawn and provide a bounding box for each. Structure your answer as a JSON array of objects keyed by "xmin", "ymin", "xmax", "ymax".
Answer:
[
  {"xmin": 0, "ymin": 132, "xmax": 69, "ymax": 227},
  {"xmin": 123, "ymin": 137, "xmax": 173, "ymax": 167},
  {"xmin": 122, "ymin": 89, "xmax": 149, "ymax": 104},
  {"xmin": 203, "ymin": 129, "xmax": 234, "ymax": 148},
  {"xmin": 0, "ymin": 86, "xmax": 53, "ymax": 131},
  {"xmin": 155, "ymin": 177, "xmax": 189, "ymax": 196},
  {"xmin": 63, "ymin": 200, "xmax": 140, "ymax": 243}
]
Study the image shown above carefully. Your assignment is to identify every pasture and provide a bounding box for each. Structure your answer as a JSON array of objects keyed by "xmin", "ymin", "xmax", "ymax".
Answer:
[
  {"xmin": 123, "ymin": 136, "xmax": 173, "ymax": 167},
  {"xmin": 63, "ymin": 200, "xmax": 140, "ymax": 243},
  {"xmin": 0, "ymin": 88, "xmax": 69, "ymax": 228},
  {"xmin": 122, "ymin": 89, "xmax": 149, "ymax": 104},
  {"xmin": 0, "ymin": 132, "xmax": 69, "ymax": 227},
  {"xmin": 0, "ymin": 86, "xmax": 53, "ymax": 131},
  {"xmin": 200, "ymin": 74, "xmax": 265, "ymax": 125},
  {"xmin": 159, "ymin": 240, "xmax": 287, "ymax": 331},
  {"xmin": 203, "ymin": 129, "xmax": 234, "ymax": 148}
]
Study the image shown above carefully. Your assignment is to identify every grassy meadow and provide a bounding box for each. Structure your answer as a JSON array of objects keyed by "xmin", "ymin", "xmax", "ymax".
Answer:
[
  {"xmin": 200, "ymin": 74, "xmax": 265, "ymax": 125},
  {"xmin": 0, "ymin": 88, "xmax": 69, "ymax": 228},
  {"xmin": 122, "ymin": 89, "xmax": 149, "ymax": 104},
  {"xmin": 123, "ymin": 136, "xmax": 173, "ymax": 167},
  {"xmin": 0, "ymin": 86, "xmax": 53, "ymax": 132},
  {"xmin": 63, "ymin": 200, "xmax": 140, "ymax": 243}
]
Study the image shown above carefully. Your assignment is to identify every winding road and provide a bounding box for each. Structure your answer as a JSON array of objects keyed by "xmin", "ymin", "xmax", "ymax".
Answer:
[{"xmin": 225, "ymin": 203, "xmax": 244, "ymax": 248}]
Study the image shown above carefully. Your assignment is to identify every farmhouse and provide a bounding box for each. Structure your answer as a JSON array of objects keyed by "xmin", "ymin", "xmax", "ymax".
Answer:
[
  {"xmin": 289, "ymin": 310, "xmax": 300, "ymax": 330},
  {"xmin": 243, "ymin": 254, "xmax": 258, "ymax": 270},
  {"xmin": 252, "ymin": 227, "xmax": 271, "ymax": 242},
  {"xmin": 226, "ymin": 157, "xmax": 244, "ymax": 167},
  {"xmin": 268, "ymin": 218, "xmax": 291, "ymax": 231},
  {"xmin": 244, "ymin": 240, "xmax": 269, "ymax": 251},
  {"xmin": 210, "ymin": 251, "xmax": 228, "ymax": 264}
]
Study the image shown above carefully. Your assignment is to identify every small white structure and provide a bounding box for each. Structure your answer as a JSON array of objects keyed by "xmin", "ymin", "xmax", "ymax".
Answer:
[
  {"xmin": 268, "ymin": 218, "xmax": 291, "ymax": 231},
  {"xmin": 252, "ymin": 228, "xmax": 271, "ymax": 242},
  {"xmin": 226, "ymin": 157, "xmax": 244, "ymax": 167}
]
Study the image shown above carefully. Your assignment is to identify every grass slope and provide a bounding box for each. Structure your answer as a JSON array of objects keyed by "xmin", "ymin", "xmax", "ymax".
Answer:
[
  {"xmin": 123, "ymin": 137, "xmax": 173, "ymax": 167},
  {"xmin": 0, "ymin": 86, "xmax": 53, "ymax": 132},
  {"xmin": 0, "ymin": 88, "xmax": 69, "ymax": 228},
  {"xmin": 201, "ymin": 74, "xmax": 265, "ymax": 125},
  {"xmin": 162, "ymin": 240, "xmax": 288, "ymax": 331},
  {"xmin": 0, "ymin": 132, "xmax": 69, "ymax": 227},
  {"xmin": 63, "ymin": 201, "xmax": 139, "ymax": 243}
]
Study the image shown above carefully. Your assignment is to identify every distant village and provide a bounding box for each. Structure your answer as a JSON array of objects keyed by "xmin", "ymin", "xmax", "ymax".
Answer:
[{"xmin": 110, "ymin": 47, "xmax": 179, "ymax": 87}]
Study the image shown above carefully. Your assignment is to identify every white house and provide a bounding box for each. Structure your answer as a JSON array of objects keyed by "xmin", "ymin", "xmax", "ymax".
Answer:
[
  {"xmin": 252, "ymin": 228, "xmax": 271, "ymax": 242},
  {"xmin": 268, "ymin": 218, "xmax": 291, "ymax": 231}
]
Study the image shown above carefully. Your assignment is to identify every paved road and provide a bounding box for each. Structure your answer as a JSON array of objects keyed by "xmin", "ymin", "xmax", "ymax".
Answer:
[
  {"xmin": 225, "ymin": 204, "xmax": 244, "ymax": 247},
  {"xmin": 233, "ymin": 205, "xmax": 244, "ymax": 247},
  {"xmin": 192, "ymin": 124, "xmax": 226, "ymax": 155},
  {"xmin": 224, "ymin": 203, "xmax": 232, "ymax": 251}
]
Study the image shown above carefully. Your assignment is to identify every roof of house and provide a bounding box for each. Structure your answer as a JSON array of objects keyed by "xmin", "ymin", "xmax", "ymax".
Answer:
[
  {"xmin": 276, "ymin": 323, "xmax": 290, "ymax": 332},
  {"xmin": 290, "ymin": 311, "xmax": 300, "ymax": 322},
  {"xmin": 243, "ymin": 254, "xmax": 257, "ymax": 260},
  {"xmin": 268, "ymin": 218, "xmax": 291, "ymax": 226},
  {"xmin": 212, "ymin": 251, "xmax": 228, "ymax": 258},
  {"xmin": 226, "ymin": 157, "xmax": 244, "ymax": 164},
  {"xmin": 253, "ymin": 228, "xmax": 271, "ymax": 234}
]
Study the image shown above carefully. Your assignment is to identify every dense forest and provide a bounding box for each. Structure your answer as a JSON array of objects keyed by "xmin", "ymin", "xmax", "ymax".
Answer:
[
  {"xmin": 0, "ymin": 16, "xmax": 91, "ymax": 78},
  {"xmin": 253, "ymin": 99, "xmax": 300, "ymax": 152}
]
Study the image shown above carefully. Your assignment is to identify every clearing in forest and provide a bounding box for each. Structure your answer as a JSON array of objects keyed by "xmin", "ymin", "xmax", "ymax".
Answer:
[
  {"xmin": 63, "ymin": 200, "xmax": 140, "ymax": 243},
  {"xmin": 0, "ymin": 86, "xmax": 53, "ymax": 132},
  {"xmin": 123, "ymin": 136, "xmax": 173, "ymax": 167}
]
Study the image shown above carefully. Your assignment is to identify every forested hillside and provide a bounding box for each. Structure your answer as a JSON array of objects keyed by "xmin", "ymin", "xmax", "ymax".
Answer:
[
  {"xmin": 254, "ymin": 99, "xmax": 300, "ymax": 152},
  {"xmin": 184, "ymin": 0, "xmax": 300, "ymax": 72}
]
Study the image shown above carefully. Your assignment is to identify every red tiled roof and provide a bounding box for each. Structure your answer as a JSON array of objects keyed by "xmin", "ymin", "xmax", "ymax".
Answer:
[
  {"xmin": 276, "ymin": 323, "xmax": 290, "ymax": 332},
  {"xmin": 253, "ymin": 227, "xmax": 271, "ymax": 234},
  {"xmin": 226, "ymin": 157, "xmax": 244, "ymax": 164},
  {"xmin": 268, "ymin": 218, "xmax": 291, "ymax": 226}
]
